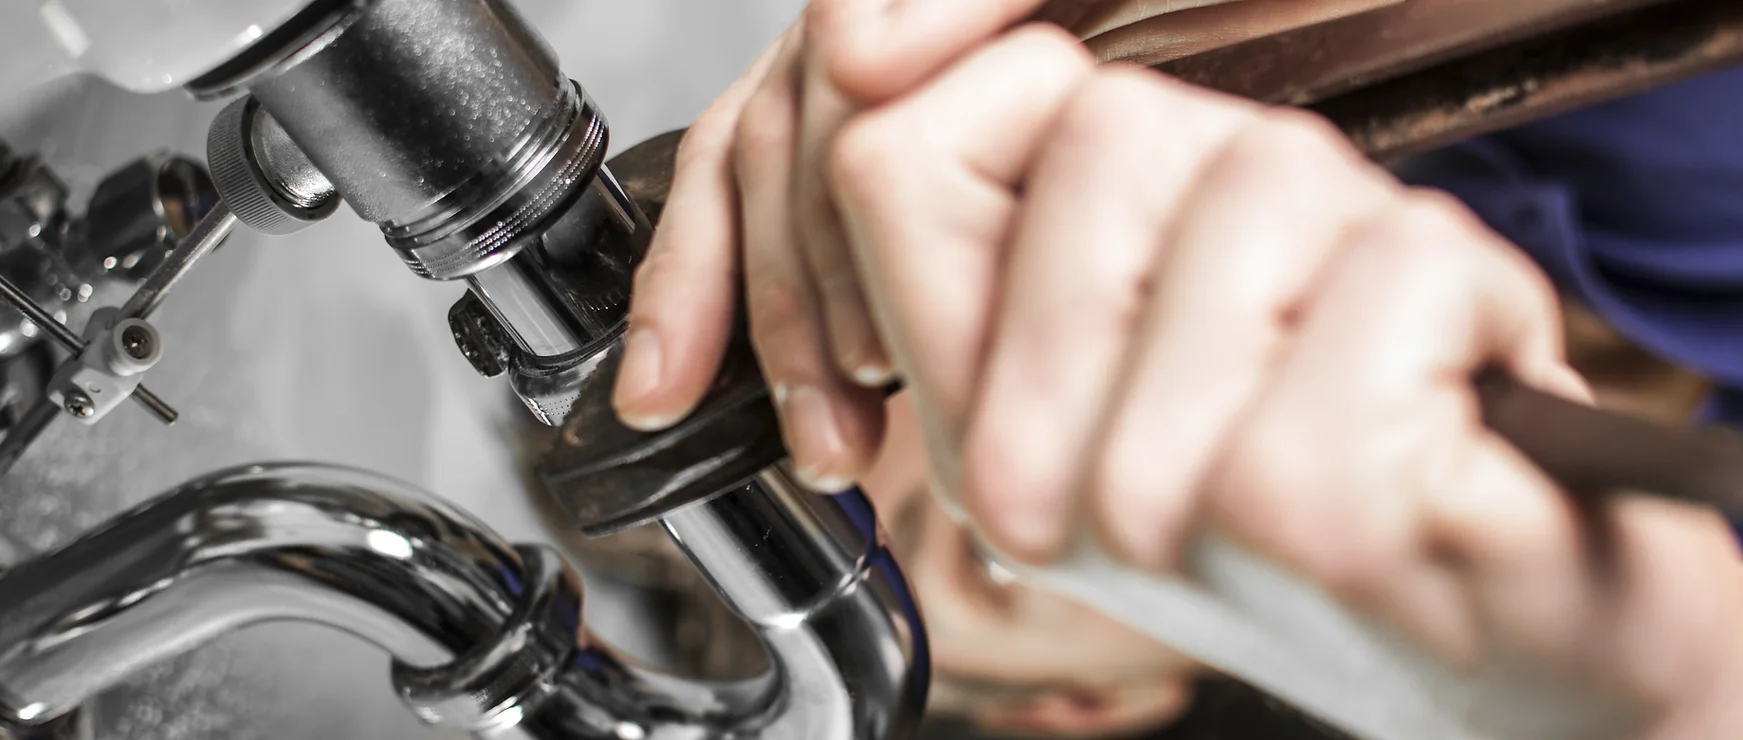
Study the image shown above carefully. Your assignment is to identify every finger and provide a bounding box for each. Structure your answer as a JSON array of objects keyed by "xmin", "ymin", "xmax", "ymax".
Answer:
[
  {"xmin": 796, "ymin": 53, "xmax": 894, "ymax": 385},
  {"xmin": 737, "ymin": 30, "xmax": 885, "ymax": 491},
  {"xmin": 1207, "ymin": 195, "xmax": 1576, "ymax": 663},
  {"xmin": 614, "ymin": 31, "xmax": 793, "ymax": 430},
  {"xmin": 959, "ymin": 69, "xmax": 1258, "ymax": 562},
  {"xmin": 910, "ymin": 495, "xmax": 1191, "ymax": 686},
  {"xmin": 860, "ymin": 391, "xmax": 928, "ymax": 516},
  {"xmin": 829, "ymin": 25, "xmax": 1095, "ymax": 492},
  {"xmin": 810, "ymin": 0, "xmax": 1061, "ymax": 102},
  {"xmin": 1088, "ymin": 109, "xmax": 1393, "ymax": 571},
  {"xmin": 1583, "ymin": 497, "xmax": 1743, "ymax": 709}
]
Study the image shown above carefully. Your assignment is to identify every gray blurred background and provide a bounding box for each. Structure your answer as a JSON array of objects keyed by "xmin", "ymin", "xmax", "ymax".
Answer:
[{"xmin": 0, "ymin": 2, "xmax": 804, "ymax": 738}]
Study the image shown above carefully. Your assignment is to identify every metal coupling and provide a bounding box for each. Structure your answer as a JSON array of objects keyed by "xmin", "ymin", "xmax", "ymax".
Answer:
[
  {"xmin": 80, "ymin": 153, "xmax": 218, "ymax": 276},
  {"xmin": 392, "ymin": 546, "xmax": 582, "ymax": 733},
  {"xmin": 235, "ymin": 0, "xmax": 613, "ymax": 280},
  {"xmin": 206, "ymin": 97, "xmax": 337, "ymax": 236}
]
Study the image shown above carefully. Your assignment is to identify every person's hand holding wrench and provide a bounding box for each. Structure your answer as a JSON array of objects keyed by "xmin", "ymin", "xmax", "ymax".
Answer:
[{"xmin": 618, "ymin": 3, "xmax": 1743, "ymax": 737}]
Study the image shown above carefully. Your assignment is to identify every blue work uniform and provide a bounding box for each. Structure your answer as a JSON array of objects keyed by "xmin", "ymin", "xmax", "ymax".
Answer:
[
  {"xmin": 1396, "ymin": 64, "xmax": 1743, "ymax": 537},
  {"xmin": 1398, "ymin": 65, "xmax": 1743, "ymax": 423}
]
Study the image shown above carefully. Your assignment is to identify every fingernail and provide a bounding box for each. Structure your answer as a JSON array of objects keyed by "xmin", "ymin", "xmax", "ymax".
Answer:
[
  {"xmin": 851, "ymin": 362, "xmax": 896, "ymax": 387},
  {"xmin": 613, "ymin": 327, "xmax": 672, "ymax": 430},
  {"xmin": 775, "ymin": 383, "xmax": 854, "ymax": 492}
]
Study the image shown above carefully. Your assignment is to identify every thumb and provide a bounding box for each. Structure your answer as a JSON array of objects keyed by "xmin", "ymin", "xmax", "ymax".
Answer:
[{"xmin": 810, "ymin": 0, "xmax": 1070, "ymax": 102}]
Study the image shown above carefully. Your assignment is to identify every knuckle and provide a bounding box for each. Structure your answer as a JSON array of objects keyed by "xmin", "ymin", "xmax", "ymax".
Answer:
[
  {"xmin": 814, "ymin": 265, "xmax": 865, "ymax": 299},
  {"xmin": 691, "ymin": 87, "xmax": 739, "ymax": 134},
  {"xmin": 1092, "ymin": 445, "xmax": 1185, "ymax": 542},
  {"xmin": 677, "ymin": 82, "xmax": 764, "ymax": 174},
  {"xmin": 1057, "ymin": 68, "xmax": 1259, "ymax": 187},
  {"xmin": 1213, "ymin": 408, "xmax": 1416, "ymax": 606},
  {"xmin": 1399, "ymin": 189, "xmax": 1561, "ymax": 314},
  {"xmin": 1056, "ymin": 71, "xmax": 1162, "ymax": 152},
  {"xmin": 1297, "ymin": 538, "xmax": 1393, "ymax": 604},
  {"xmin": 1213, "ymin": 413, "xmax": 1308, "ymax": 517},
  {"xmin": 960, "ymin": 433, "xmax": 1011, "ymax": 508},
  {"xmin": 1229, "ymin": 109, "xmax": 1360, "ymax": 174},
  {"xmin": 829, "ymin": 113, "xmax": 904, "ymax": 199},
  {"xmin": 628, "ymin": 247, "xmax": 731, "ymax": 332},
  {"xmin": 1094, "ymin": 440, "xmax": 1158, "ymax": 507},
  {"xmin": 1090, "ymin": 273, "xmax": 1152, "ymax": 339},
  {"xmin": 805, "ymin": 0, "xmax": 841, "ymax": 27},
  {"xmin": 630, "ymin": 238, "xmax": 707, "ymax": 302},
  {"xmin": 1398, "ymin": 188, "xmax": 1486, "ymax": 232},
  {"xmin": 1353, "ymin": 191, "xmax": 1539, "ymax": 302},
  {"xmin": 1004, "ymin": 22, "xmax": 1097, "ymax": 68},
  {"xmin": 1356, "ymin": 194, "xmax": 1487, "ymax": 273},
  {"xmin": 1262, "ymin": 106, "xmax": 1353, "ymax": 149},
  {"xmin": 673, "ymin": 117, "xmax": 728, "ymax": 176},
  {"xmin": 1212, "ymin": 413, "xmax": 1390, "ymax": 598}
]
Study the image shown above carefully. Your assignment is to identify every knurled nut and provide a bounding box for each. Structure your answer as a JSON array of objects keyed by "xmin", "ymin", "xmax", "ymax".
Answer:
[
  {"xmin": 207, "ymin": 97, "xmax": 336, "ymax": 237},
  {"xmin": 449, "ymin": 295, "xmax": 511, "ymax": 378}
]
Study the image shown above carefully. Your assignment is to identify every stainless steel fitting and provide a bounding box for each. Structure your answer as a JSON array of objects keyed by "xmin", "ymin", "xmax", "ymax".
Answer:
[
  {"xmin": 196, "ymin": 0, "xmax": 642, "ymax": 422},
  {"xmin": 204, "ymin": 0, "xmax": 611, "ymax": 282},
  {"xmin": 206, "ymin": 97, "xmax": 337, "ymax": 236}
]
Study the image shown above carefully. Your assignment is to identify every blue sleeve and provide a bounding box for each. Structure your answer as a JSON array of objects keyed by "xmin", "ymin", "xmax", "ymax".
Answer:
[{"xmin": 1394, "ymin": 65, "xmax": 1743, "ymax": 419}]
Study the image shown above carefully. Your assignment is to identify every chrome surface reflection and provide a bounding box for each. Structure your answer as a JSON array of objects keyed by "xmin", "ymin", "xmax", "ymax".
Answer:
[
  {"xmin": 0, "ymin": 464, "xmax": 520, "ymax": 727},
  {"xmin": 663, "ymin": 468, "xmax": 930, "ymax": 740},
  {"xmin": 0, "ymin": 463, "xmax": 925, "ymax": 739}
]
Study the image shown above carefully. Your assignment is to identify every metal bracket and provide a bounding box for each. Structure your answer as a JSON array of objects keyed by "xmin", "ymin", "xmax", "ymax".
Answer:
[
  {"xmin": 45, "ymin": 309, "xmax": 163, "ymax": 425},
  {"xmin": 0, "ymin": 201, "xmax": 237, "ymax": 473}
]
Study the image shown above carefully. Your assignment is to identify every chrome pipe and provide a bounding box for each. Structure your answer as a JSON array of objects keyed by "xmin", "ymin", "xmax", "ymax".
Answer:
[
  {"xmin": 661, "ymin": 467, "xmax": 930, "ymax": 740},
  {"xmin": 0, "ymin": 711, "xmax": 86, "ymax": 740},
  {"xmin": 0, "ymin": 464, "xmax": 518, "ymax": 727},
  {"xmin": 117, "ymin": 201, "xmax": 236, "ymax": 322},
  {"xmin": 0, "ymin": 463, "xmax": 926, "ymax": 739},
  {"xmin": 468, "ymin": 256, "xmax": 588, "ymax": 358},
  {"xmin": 239, "ymin": 0, "xmax": 611, "ymax": 281}
]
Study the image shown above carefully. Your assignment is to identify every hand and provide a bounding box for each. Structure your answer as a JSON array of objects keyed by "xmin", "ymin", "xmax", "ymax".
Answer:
[
  {"xmin": 611, "ymin": 0, "xmax": 1102, "ymax": 492},
  {"xmin": 610, "ymin": 0, "xmax": 1410, "ymax": 493},
  {"xmin": 827, "ymin": 26, "xmax": 1743, "ymax": 735},
  {"xmin": 862, "ymin": 392, "xmax": 1197, "ymax": 737}
]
